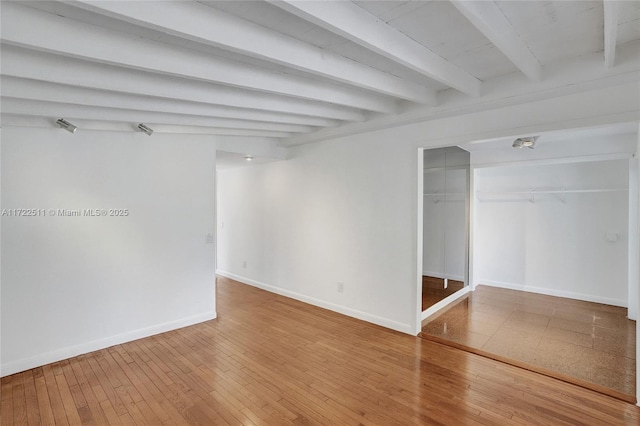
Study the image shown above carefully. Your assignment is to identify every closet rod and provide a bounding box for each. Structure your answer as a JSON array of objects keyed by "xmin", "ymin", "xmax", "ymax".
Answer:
[{"xmin": 477, "ymin": 188, "xmax": 626, "ymax": 196}]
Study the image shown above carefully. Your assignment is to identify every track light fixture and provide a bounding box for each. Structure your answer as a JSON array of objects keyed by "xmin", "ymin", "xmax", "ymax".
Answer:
[
  {"xmin": 512, "ymin": 136, "xmax": 537, "ymax": 149},
  {"xmin": 138, "ymin": 123, "xmax": 153, "ymax": 136},
  {"xmin": 56, "ymin": 118, "xmax": 77, "ymax": 133}
]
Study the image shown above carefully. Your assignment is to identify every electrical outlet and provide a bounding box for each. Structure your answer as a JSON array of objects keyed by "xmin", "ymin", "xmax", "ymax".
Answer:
[
  {"xmin": 242, "ymin": 261, "xmax": 247, "ymax": 268},
  {"xmin": 337, "ymin": 282, "xmax": 344, "ymax": 293},
  {"xmin": 205, "ymin": 233, "xmax": 214, "ymax": 244}
]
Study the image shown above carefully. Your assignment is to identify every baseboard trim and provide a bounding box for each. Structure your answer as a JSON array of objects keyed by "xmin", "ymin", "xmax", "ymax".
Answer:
[
  {"xmin": 216, "ymin": 270, "xmax": 414, "ymax": 335},
  {"xmin": 476, "ymin": 279, "xmax": 627, "ymax": 307},
  {"xmin": 0, "ymin": 311, "xmax": 217, "ymax": 378}
]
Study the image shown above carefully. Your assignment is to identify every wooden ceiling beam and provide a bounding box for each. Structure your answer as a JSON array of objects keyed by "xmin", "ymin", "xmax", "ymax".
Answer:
[
  {"xmin": 270, "ymin": 0, "xmax": 481, "ymax": 97},
  {"xmin": 604, "ymin": 0, "xmax": 620, "ymax": 69},
  {"xmin": 1, "ymin": 2, "xmax": 397, "ymax": 113},
  {"xmin": 67, "ymin": 0, "xmax": 436, "ymax": 104},
  {"xmin": 450, "ymin": 0, "xmax": 542, "ymax": 82},
  {"xmin": 1, "ymin": 76, "xmax": 341, "ymax": 128},
  {"xmin": 0, "ymin": 98, "xmax": 314, "ymax": 134},
  {"xmin": 2, "ymin": 46, "xmax": 366, "ymax": 122}
]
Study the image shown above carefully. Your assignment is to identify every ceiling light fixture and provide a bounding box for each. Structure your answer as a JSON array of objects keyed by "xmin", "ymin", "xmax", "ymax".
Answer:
[
  {"xmin": 138, "ymin": 123, "xmax": 153, "ymax": 136},
  {"xmin": 244, "ymin": 155, "xmax": 253, "ymax": 161},
  {"xmin": 56, "ymin": 118, "xmax": 77, "ymax": 133},
  {"xmin": 512, "ymin": 136, "xmax": 537, "ymax": 149}
]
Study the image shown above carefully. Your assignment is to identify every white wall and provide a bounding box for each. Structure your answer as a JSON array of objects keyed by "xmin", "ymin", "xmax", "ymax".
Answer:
[
  {"xmin": 423, "ymin": 167, "xmax": 467, "ymax": 281},
  {"xmin": 217, "ymin": 136, "xmax": 418, "ymax": 332},
  {"xmin": 0, "ymin": 127, "xmax": 223, "ymax": 376},
  {"xmin": 217, "ymin": 80, "xmax": 639, "ymax": 335},
  {"xmin": 473, "ymin": 160, "xmax": 629, "ymax": 306}
]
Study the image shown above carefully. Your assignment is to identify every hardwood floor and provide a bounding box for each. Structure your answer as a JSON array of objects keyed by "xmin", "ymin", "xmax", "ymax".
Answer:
[
  {"xmin": 421, "ymin": 276, "xmax": 464, "ymax": 311},
  {"xmin": 2, "ymin": 276, "xmax": 640, "ymax": 425}
]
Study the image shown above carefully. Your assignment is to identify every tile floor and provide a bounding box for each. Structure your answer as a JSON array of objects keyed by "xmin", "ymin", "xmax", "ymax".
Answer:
[{"xmin": 421, "ymin": 285, "xmax": 636, "ymax": 397}]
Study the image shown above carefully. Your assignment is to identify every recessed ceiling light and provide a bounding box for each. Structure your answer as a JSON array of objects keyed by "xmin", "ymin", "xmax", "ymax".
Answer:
[{"xmin": 244, "ymin": 155, "xmax": 253, "ymax": 161}]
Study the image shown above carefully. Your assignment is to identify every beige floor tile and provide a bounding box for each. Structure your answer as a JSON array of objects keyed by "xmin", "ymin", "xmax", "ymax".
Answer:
[
  {"xmin": 544, "ymin": 326, "xmax": 594, "ymax": 348},
  {"xmin": 593, "ymin": 336, "xmax": 635, "ymax": 359},
  {"xmin": 514, "ymin": 302, "xmax": 555, "ymax": 317},
  {"xmin": 442, "ymin": 327, "xmax": 491, "ymax": 348},
  {"xmin": 548, "ymin": 317, "xmax": 594, "ymax": 336},
  {"xmin": 482, "ymin": 328, "xmax": 541, "ymax": 363},
  {"xmin": 420, "ymin": 286, "xmax": 636, "ymax": 397},
  {"xmin": 531, "ymin": 351, "xmax": 592, "ymax": 382},
  {"xmin": 552, "ymin": 309, "xmax": 595, "ymax": 325},
  {"xmin": 591, "ymin": 366, "xmax": 636, "ymax": 396},
  {"xmin": 594, "ymin": 313, "xmax": 633, "ymax": 330},
  {"xmin": 467, "ymin": 319, "xmax": 502, "ymax": 336},
  {"xmin": 469, "ymin": 310, "xmax": 510, "ymax": 325},
  {"xmin": 508, "ymin": 310, "xmax": 551, "ymax": 327},
  {"xmin": 471, "ymin": 302, "xmax": 515, "ymax": 317}
]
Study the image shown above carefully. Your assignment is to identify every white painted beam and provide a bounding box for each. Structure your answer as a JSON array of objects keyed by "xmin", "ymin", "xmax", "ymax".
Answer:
[
  {"xmin": 281, "ymin": 41, "xmax": 640, "ymax": 146},
  {"xmin": 450, "ymin": 0, "xmax": 542, "ymax": 81},
  {"xmin": 604, "ymin": 0, "xmax": 620, "ymax": 69},
  {"xmin": 0, "ymin": 114, "xmax": 291, "ymax": 138},
  {"xmin": 269, "ymin": 0, "xmax": 481, "ymax": 97},
  {"xmin": 1, "ymin": 2, "xmax": 396, "ymax": 113},
  {"xmin": 1, "ymin": 46, "xmax": 366, "ymax": 122},
  {"xmin": 1, "ymin": 76, "xmax": 341, "ymax": 128},
  {"xmin": 68, "ymin": 0, "xmax": 436, "ymax": 104},
  {"xmin": 0, "ymin": 98, "xmax": 313, "ymax": 134}
]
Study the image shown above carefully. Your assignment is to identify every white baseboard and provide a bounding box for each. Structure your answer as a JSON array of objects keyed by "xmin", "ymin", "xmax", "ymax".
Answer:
[
  {"xmin": 421, "ymin": 286, "xmax": 471, "ymax": 321},
  {"xmin": 216, "ymin": 270, "xmax": 414, "ymax": 334},
  {"xmin": 476, "ymin": 279, "xmax": 627, "ymax": 307},
  {"xmin": 0, "ymin": 311, "xmax": 217, "ymax": 377}
]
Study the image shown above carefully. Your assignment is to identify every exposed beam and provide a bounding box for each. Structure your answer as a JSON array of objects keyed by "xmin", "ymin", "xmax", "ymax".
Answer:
[
  {"xmin": 1, "ymin": 46, "xmax": 366, "ymax": 122},
  {"xmin": 269, "ymin": 0, "xmax": 481, "ymax": 97},
  {"xmin": 1, "ymin": 2, "xmax": 396, "ymax": 113},
  {"xmin": 1, "ymin": 76, "xmax": 341, "ymax": 128},
  {"xmin": 604, "ymin": 0, "xmax": 620, "ymax": 69},
  {"xmin": 68, "ymin": 0, "xmax": 436, "ymax": 104},
  {"xmin": 450, "ymin": 0, "xmax": 542, "ymax": 81},
  {"xmin": 0, "ymin": 98, "xmax": 314, "ymax": 134},
  {"xmin": 281, "ymin": 41, "xmax": 640, "ymax": 146},
  {"xmin": 0, "ymin": 114, "xmax": 291, "ymax": 138}
]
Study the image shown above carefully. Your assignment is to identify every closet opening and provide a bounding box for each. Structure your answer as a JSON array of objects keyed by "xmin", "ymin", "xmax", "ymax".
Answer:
[{"xmin": 417, "ymin": 123, "xmax": 639, "ymax": 403}]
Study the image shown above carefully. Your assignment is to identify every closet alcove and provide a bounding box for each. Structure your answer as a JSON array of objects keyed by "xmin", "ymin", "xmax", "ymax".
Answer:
[{"xmin": 421, "ymin": 146, "xmax": 470, "ymax": 313}]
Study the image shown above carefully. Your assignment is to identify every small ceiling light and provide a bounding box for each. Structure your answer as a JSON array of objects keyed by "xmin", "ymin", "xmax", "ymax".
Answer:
[
  {"xmin": 512, "ymin": 136, "xmax": 537, "ymax": 149},
  {"xmin": 138, "ymin": 123, "xmax": 153, "ymax": 136},
  {"xmin": 244, "ymin": 155, "xmax": 253, "ymax": 161},
  {"xmin": 56, "ymin": 118, "xmax": 77, "ymax": 133}
]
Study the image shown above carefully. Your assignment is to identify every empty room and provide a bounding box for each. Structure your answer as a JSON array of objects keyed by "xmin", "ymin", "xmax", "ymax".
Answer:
[{"xmin": 1, "ymin": 0, "xmax": 640, "ymax": 424}]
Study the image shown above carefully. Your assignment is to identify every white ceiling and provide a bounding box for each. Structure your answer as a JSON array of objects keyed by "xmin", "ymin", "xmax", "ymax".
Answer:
[
  {"xmin": 1, "ymin": 1, "xmax": 639, "ymax": 146},
  {"xmin": 216, "ymin": 150, "xmax": 281, "ymax": 170}
]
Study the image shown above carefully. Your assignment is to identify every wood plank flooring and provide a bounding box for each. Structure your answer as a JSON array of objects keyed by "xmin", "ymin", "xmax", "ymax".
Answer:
[
  {"xmin": 421, "ymin": 276, "xmax": 464, "ymax": 311},
  {"xmin": 2, "ymin": 276, "xmax": 640, "ymax": 425}
]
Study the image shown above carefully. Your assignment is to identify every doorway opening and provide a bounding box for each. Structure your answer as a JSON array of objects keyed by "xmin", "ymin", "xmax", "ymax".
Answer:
[{"xmin": 420, "ymin": 146, "xmax": 470, "ymax": 314}]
